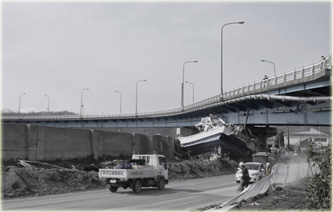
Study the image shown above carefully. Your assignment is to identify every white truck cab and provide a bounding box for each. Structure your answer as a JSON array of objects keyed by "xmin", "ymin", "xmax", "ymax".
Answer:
[{"xmin": 99, "ymin": 154, "xmax": 168, "ymax": 194}]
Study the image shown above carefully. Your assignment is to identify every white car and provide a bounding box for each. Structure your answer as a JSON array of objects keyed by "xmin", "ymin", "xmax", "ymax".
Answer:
[{"xmin": 235, "ymin": 162, "xmax": 266, "ymax": 183}]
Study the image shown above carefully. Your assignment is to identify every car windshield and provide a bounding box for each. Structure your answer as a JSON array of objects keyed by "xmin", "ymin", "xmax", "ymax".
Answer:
[{"xmin": 246, "ymin": 163, "xmax": 260, "ymax": 170}]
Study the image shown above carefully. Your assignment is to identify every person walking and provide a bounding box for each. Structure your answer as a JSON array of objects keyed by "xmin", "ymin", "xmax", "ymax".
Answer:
[
  {"xmin": 266, "ymin": 162, "xmax": 271, "ymax": 175},
  {"xmin": 240, "ymin": 162, "xmax": 250, "ymax": 191}
]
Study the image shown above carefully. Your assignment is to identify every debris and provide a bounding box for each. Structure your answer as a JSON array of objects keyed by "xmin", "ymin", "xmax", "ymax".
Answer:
[
  {"xmin": 251, "ymin": 202, "xmax": 260, "ymax": 206},
  {"xmin": 17, "ymin": 159, "xmax": 67, "ymax": 170},
  {"xmin": 175, "ymin": 116, "xmax": 254, "ymax": 161},
  {"xmin": 231, "ymin": 177, "xmax": 310, "ymax": 210},
  {"xmin": 2, "ymin": 157, "xmax": 239, "ymax": 199},
  {"xmin": 274, "ymin": 186, "xmax": 283, "ymax": 191}
]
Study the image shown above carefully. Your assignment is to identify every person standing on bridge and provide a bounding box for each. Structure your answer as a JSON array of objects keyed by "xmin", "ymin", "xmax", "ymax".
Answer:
[{"xmin": 263, "ymin": 75, "xmax": 268, "ymax": 87}]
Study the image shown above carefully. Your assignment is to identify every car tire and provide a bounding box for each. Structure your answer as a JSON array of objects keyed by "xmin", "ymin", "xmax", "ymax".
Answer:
[
  {"xmin": 132, "ymin": 179, "xmax": 142, "ymax": 194},
  {"xmin": 109, "ymin": 186, "xmax": 118, "ymax": 193},
  {"xmin": 157, "ymin": 177, "xmax": 165, "ymax": 190}
]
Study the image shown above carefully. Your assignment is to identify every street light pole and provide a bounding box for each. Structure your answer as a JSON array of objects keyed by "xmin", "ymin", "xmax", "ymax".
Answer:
[
  {"xmin": 221, "ymin": 21, "xmax": 244, "ymax": 100},
  {"xmin": 115, "ymin": 90, "xmax": 122, "ymax": 114},
  {"xmin": 136, "ymin": 80, "xmax": 146, "ymax": 116},
  {"xmin": 261, "ymin": 59, "xmax": 276, "ymax": 75},
  {"xmin": 44, "ymin": 95, "xmax": 50, "ymax": 113},
  {"xmin": 185, "ymin": 81, "xmax": 194, "ymax": 103},
  {"xmin": 18, "ymin": 92, "xmax": 26, "ymax": 114},
  {"xmin": 182, "ymin": 60, "xmax": 198, "ymax": 109},
  {"xmin": 80, "ymin": 88, "xmax": 89, "ymax": 117}
]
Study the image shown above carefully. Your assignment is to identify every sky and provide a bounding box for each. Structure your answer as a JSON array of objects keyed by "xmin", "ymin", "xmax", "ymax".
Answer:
[{"xmin": 2, "ymin": 1, "xmax": 331, "ymax": 115}]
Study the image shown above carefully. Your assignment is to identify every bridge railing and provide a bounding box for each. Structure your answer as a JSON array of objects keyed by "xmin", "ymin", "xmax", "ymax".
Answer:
[
  {"xmin": 222, "ymin": 55, "xmax": 330, "ymax": 99},
  {"xmin": 2, "ymin": 54, "xmax": 331, "ymax": 121}
]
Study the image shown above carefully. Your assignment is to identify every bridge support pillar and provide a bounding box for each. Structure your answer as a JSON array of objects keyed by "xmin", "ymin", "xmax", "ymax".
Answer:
[
  {"xmin": 90, "ymin": 130, "xmax": 99, "ymax": 160},
  {"xmin": 25, "ymin": 124, "xmax": 31, "ymax": 160},
  {"xmin": 248, "ymin": 126, "xmax": 277, "ymax": 152}
]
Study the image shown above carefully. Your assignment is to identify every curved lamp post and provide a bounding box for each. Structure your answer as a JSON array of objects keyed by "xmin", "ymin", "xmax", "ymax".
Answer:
[
  {"xmin": 115, "ymin": 90, "xmax": 122, "ymax": 114},
  {"xmin": 182, "ymin": 60, "xmax": 198, "ymax": 108},
  {"xmin": 44, "ymin": 95, "xmax": 50, "ymax": 113},
  {"xmin": 80, "ymin": 88, "xmax": 89, "ymax": 116},
  {"xmin": 136, "ymin": 80, "xmax": 146, "ymax": 116},
  {"xmin": 221, "ymin": 21, "xmax": 244, "ymax": 100},
  {"xmin": 261, "ymin": 59, "xmax": 276, "ymax": 75},
  {"xmin": 185, "ymin": 81, "xmax": 194, "ymax": 103},
  {"xmin": 18, "ymin": 92, "xmax": 26, "ymax": 114}
]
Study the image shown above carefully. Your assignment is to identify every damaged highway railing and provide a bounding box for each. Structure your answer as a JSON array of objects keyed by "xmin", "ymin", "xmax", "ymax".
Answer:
[{"xmin": 211, "ymin": 162, "xmax": 320, "ymax": 211}]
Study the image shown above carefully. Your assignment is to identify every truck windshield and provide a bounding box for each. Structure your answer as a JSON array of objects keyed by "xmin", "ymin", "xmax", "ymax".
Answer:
[
  {"xmin": 142, "ymin": 156, "xmax": 150, "ymax": 164},
  {"xmin": 158, "ymin": 156, "xmax": 167, "ymax": 169}
]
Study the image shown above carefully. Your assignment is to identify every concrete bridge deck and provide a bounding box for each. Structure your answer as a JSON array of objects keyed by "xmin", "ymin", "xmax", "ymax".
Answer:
[{"xmin": 2, "ymin": 54, "xmax": 331, "ymax": 127}]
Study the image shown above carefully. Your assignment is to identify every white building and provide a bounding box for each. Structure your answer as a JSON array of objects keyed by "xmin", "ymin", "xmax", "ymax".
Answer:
[{"xmin": 283, "ymin": 128, "xmax": 330, "ymax": 150}]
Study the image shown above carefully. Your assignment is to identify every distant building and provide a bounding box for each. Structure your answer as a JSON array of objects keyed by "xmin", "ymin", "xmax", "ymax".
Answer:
[
  {"xmin": 266, "ymin": 136, "xmax": 276, "ymax": 149},
  {"xmin": 283, "ymin": 128, "xmax": 330, "ymax": 151},
  {"xmin": 266, "ymin": 134, "xmax": 283, "ymax": 151}
]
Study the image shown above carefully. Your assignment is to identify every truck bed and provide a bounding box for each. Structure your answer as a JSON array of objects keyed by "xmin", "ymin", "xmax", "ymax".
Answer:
[{"xmin": 99, "ymin": 166, "xmax": 157, "ymax": 179}]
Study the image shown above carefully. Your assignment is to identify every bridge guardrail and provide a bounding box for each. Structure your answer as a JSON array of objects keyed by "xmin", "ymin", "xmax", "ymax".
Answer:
[{"xmin": 2, "ymin": 54, "xmax": 331, "ymax": 121}]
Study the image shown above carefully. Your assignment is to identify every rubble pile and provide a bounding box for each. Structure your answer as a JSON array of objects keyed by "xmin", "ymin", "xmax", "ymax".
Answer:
[
  {"xmin": 2, "ymin": 166, "xmax": 103, "ymax": 198},
  {"xmin": 231, "ymin": 178, "xmax": 310, "ymax": 210},
  {"xmin": 168, "ymin": 158, "xmax": 238, "ymax": 180},
  {"xmin": 2, "ymin": 157, "xmax": 239, "ymax": 199}
]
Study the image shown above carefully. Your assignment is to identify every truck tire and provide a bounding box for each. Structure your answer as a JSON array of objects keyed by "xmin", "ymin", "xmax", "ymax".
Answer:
[
  {"xmin": 109, "ymin": 186, "xmax": 118, "ymax": 193},
  {"xmin": 157, "ymin": 177, "xmax": 165, "ymax": 190},
  {"xmin": 132, "ymin": 180, "xmax": 142, "ymax": 194}
]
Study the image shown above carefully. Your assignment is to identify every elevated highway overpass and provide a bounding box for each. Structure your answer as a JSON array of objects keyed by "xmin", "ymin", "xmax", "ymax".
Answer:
[{"xmin": 3, "ymin": 55, "xmax": 331, "ymax": 128}]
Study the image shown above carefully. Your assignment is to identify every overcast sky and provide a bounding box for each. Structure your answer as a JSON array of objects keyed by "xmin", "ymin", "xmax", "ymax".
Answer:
[{"xmin": 2, "ymin": 1, "xmax": 331, "ymax": 115}]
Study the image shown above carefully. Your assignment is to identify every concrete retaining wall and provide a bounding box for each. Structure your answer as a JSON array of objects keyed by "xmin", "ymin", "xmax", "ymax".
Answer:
[
  {"xmin": 2, "ymin": 124, "xmax": 175, "ymax": 161},
  {"xmin": 2, "ymin": 124, "xmax": 28, "ymax": 160}
]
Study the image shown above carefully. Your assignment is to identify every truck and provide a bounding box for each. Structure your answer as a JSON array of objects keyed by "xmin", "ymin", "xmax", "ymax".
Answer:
[
  {"xmin": 252, "ymin": 152, "xmax": 276, "ymax": 167},
  {"xmin": 98, "ymin": 154, "xmax": 168, "ymax": 194}
]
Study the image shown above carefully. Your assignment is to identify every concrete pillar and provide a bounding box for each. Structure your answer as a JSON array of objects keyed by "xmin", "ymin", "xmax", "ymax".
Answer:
[
  {"xmin": 25, "ymin": 124, "xmax": 30, "ymax": 160},
  {"xmin": 133, "ymin": 134, "xmax": 149, "ymax": 154},
  {"xmin": 27, "ymin": 125, "xmax": 40, "ymax": 161},
  {"xmin": 97, "ymin": 131, "xmax": 104, "ymax": 159},
  {"xmin": 36, "ymin": 126, "xmax": 45, "ymax": 161},
  {"xmin": 256, "ymin": 133, "xmax": 267, "ymax": 152},
  {"xmin": 90, "ymin": 129, "xmax": 99, "ymax": 160},
  {"xmin": 161, "ymin": 136, "xmax": 175, "ymax": 160},
  {"xmin": 26, "ymin": 124, "xmax": 39, "ymax": 161},
  {"xmin": 145, "ymin": 134, "xmax": 155, "ymax": 154},
  {"xmin": 248, "ymin": 126, "xmax": 277, "ymax": 152},
  {"xmin": 152, "ymin": 135, "xmax": 164, "ymax": 155}
]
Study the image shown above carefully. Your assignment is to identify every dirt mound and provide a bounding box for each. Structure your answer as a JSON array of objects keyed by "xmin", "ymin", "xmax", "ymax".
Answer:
[
  {"xmin": 2, "ymin": 158, "xmax": 238, "ymax": 199},
  {"xmin": 2, "ymin": 166, "xmax": 103, "ymax": 199},
  {"xmin": 168, "ymin": 158, "xmax": 238, "ymax": 180}
]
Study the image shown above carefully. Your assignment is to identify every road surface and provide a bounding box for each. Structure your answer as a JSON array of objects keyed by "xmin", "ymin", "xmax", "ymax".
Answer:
[{"xmin": 2, "ymin": 174, "xmax": 239, "ymax": 211}]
